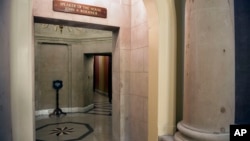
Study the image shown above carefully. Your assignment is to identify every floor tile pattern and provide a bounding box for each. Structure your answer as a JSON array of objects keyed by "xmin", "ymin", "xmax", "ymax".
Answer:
[
  {"xmin": 36, "ymin": 93, "xmax": 112, "ymax": 141},
  {"xmin": 49, "ymin": 126, "xmax": 74, "ymax": 136},
  {"xmin": 85, "ymin": 101, "xmax": 112, "ymax": 116}
]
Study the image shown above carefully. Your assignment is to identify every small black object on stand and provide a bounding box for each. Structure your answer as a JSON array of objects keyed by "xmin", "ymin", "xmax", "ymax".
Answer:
[{"xmin": 49, "ymin": 80, "xmax": 66, "ymax": 117}]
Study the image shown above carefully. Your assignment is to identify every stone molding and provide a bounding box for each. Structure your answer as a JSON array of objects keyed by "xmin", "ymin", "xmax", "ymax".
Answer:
[
  {"xmin": 174, "ymin": 122, "xmax": 229, "ymax": 141},
  {"xmin": 35, "ymin": 104, "xmax": 94, "ymax": 116},
  {"xmin": 158, "ymin": 135, "xmax": 174, "ymax": 141},
  {"xmin": 35, "ymin": 36, "xmax": 112, "ymax": 44}
]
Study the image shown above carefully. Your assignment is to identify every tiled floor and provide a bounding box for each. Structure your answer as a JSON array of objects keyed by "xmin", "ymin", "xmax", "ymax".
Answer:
[{"xmin": 36, "ymin": 93, "xmax": 112, "ymax": 141}]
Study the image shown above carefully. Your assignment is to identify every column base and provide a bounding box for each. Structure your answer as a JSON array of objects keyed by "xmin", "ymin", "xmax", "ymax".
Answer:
[
  {"xmin": 158, "ymin": 135, "xmax": 174, "ymax": 141},
  {"xmin": 174, "ymin": 122, "xmax": 229, "ymax": 141}
]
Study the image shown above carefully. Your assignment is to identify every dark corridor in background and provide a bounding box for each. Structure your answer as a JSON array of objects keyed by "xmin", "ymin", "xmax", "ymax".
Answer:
[
  {"xmin": 93, "ymin": 55, "xmax": 112, "ymax": 104},
  {"xmin": 235, "ymin": 0, "xmax": 250, "ymax": 124}
]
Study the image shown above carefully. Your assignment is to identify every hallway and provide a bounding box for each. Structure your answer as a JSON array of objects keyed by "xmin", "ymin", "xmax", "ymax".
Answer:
[
  {"xmin": 36, "ymin": 93, "xmax": 112, "ymax": 141},
  {"xmin": 1, "ymin": 0, "xmax": 245, "ymax": 140}
]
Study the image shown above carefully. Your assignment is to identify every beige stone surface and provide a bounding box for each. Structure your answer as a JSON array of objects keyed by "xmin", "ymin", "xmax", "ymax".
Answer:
[
  {"xmin": 35, "ymin": 27, "xmax": 112, "ymax": 110},
  {"xmin": 10, "ymin": 0, "xmax": 152, "ymax": 140},
  {"xmin": 175, "ymin": 0, "xmax": 235, "ymax": 140},
  {"xmin": 131, "ymin": 23, "xmax": 149, "ymax": 49},
  {"xmin": 10, "ymin": 0, "xmax": 34, "ymax": 141},
  {"xmin": 120, "ymin": 0, "xmax": 149, "ymax": 141}
]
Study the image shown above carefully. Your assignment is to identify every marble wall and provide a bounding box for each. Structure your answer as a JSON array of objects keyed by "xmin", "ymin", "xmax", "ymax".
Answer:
[
  {"xmin": 33, "ymin": 0, "xmax": 132, "ymax": 140},
  {"xmin": 34, "ymin": 25, "xmax": 112, "ymax": 112},
  {"xmin": 145, "ymin": 0, "xmax": 177, "ymax": 140},
  {"xmin": 120, "ymin": 0, "xmax": 149, "ymax": 141},
  {"xmin": 1, "ymin": 0, "xmax": 150, "ymax": 140},
  {"xmin": 3, "ymin": 0, "xmax": 242, "ymax": 141}
]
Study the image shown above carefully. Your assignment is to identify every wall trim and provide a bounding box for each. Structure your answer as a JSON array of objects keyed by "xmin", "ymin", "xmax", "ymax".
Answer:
[
  {"xmin": 35, "ymin": 104, "xmax": 94, "ymax": 116},
  {"xmin": 95, "ymin": 89, "xmax": 109, "ymax": 96},
  {"xmin": 35, "ymin": 36, "xmax": 112, "ymax": 43},
  {"xmin": 158, "ymin": 135, "xmax": 174, "ymax": 141}
]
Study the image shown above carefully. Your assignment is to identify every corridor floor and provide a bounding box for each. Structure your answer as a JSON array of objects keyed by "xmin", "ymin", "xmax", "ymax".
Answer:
[{"xmin": 35, "ymin": 93, "xmax": 112, "ymax": 141}]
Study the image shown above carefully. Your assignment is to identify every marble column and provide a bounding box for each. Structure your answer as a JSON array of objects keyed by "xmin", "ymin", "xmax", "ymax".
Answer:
[{"xmin": 174, "ymin": 0, "xmax": 235, "ymax": 141}]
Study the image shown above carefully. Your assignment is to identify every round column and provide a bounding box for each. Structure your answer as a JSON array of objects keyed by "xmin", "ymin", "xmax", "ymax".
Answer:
[{"xmin": 174, "ymin": 0, "xmax": 235, "ymax": 141}]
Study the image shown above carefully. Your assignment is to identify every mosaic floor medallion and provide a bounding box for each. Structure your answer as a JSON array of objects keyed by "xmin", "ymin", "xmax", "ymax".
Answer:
[{"xmin": 36, "ymin": 122, "xmax": 93, "ymax": 141}]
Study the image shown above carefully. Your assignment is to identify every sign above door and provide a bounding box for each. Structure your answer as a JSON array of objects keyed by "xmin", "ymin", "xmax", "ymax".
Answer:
[{"xmin": 53, "ymin": 0, "xmax": 107, "ymax": 18}]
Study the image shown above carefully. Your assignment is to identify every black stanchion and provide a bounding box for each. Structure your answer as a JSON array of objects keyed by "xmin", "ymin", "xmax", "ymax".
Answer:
[{"xmin": 49, "ymin": 80, "xmax": 66, "ymax": 117}]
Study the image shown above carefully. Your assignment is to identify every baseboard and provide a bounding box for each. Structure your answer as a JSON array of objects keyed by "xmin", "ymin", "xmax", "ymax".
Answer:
[
  {"xmin": 35, "ymin": 104, "xmax": 94, "ymax": 116},
  {"xmin": 159, "ymin": 135, "xmax": 174, "ymax": 141},
  {"xmin": 95, "ymin": 89, "xmax": 109, "ymax": 96}
]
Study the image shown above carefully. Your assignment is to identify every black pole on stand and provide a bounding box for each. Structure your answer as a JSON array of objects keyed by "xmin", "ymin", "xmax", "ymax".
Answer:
[{"xmin": 49, "ymin": 80, "xmax": 66, "ymax": 117}]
